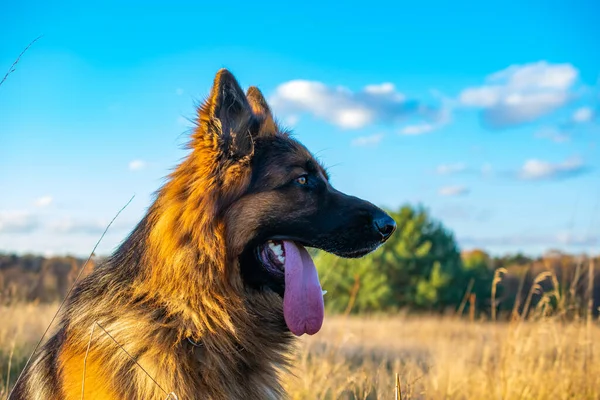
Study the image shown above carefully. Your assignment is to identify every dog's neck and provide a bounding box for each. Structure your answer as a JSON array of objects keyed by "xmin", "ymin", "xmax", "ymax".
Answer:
[
  {"xmin": 88, "ymin": 153, "xmax": 296, "ymax": 397},
  {"xmin": 93, "ymin": 209, "xmax": 294, "ymax": 399}
]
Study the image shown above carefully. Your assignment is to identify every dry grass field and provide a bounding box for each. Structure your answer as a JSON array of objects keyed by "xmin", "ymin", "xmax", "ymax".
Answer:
[{"xmin": 1, "ymin": 302, "xmax": 599, "ymax": 399}]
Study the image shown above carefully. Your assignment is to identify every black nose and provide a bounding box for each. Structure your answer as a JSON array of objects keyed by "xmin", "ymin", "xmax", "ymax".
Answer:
[{"xmin": 373, "ymin": 214, "xmax": 396, "ymax": 241}]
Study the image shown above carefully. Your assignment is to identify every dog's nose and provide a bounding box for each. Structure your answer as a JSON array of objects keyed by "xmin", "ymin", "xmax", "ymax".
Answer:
[{"xmin": 373, "ymin": 214, "xmax": 396, "ymax": 241}]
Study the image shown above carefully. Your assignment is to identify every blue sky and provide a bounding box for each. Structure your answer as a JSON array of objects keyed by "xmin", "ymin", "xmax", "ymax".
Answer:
[{"xmin": 1, "ymin": 0, "xmax": 599, "ymax": 257}]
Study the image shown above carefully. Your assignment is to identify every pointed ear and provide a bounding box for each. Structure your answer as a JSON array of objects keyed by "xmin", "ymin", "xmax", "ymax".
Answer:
[
  {"xmin": 246, "ymin": 86, "xmax": 278, "ymax": 135},
  {"xmin": 201, "ymin": 69, "xmax": 258, "ymax": 159}
]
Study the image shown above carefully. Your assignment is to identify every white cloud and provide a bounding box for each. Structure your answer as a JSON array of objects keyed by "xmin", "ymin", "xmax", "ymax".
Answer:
[
  {"xmin": 128, "ymin": 160, "xmax": 146, "ymax": 171},
  {"xmin": 436, "ymin": 163, "xmax": 467, "ymax": 175},
  {"xmin": 400, "ymin": 123, "xmax": 435, "ymax": 135},
  {"xmin": 518, "ymin": 156, "xmax": 587, "ymax": 180},
  {"xmin": 534, "ymin": 128, "xmax": 570, "ymax": 143},
  {"xmin": 50, "ymin": 218, "xmax": 107, "ymax": 235},
  {"xmin": 0, "ymin": 211, "xmax": 39, "ymax": 233},
  {"xmin": 34, "ymin": 195, "xmax": 53, "ymax": 208},
  {"xmin": 49, "ymin": 217, "xmax": 132, "ymax": 236},
  {"xmin": 555, "ymin": 232, "xmax": 598, "ymax": 246},
  {"xmin": 572, "ymin": 106, "xmax": 593, "ymax": 123},
  {"xmin": 438, "ymin": 185, "xmax": 470, "ymax": 197},
  {"xmin": 269, "ymin": 80, "xmax": 439, "ymax": 130},
  {"xmin": 363, "ymin": 82, "xmax": 402, "ymax": 98},
  {"xmin": 488, "ymin": 62, "xmax": 577, "ymax": 90},
  {"xmin": 351, "ymin": 133, "xmax": 384, "ymax": 147},
  {"xmin": 175, "ymin": 88, "xmax": 184, "ymax": 96},
  {"xmin": 459, "ymin": 61, "xmax": 578, "ymax": 128}
]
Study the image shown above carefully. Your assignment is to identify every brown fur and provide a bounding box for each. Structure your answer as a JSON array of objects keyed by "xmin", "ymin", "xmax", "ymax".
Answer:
[{"xmin": 10, "ymin": 69, "xmax": 395, "ymax": 400}]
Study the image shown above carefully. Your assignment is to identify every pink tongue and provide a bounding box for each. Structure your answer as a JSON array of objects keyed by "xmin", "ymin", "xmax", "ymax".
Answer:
[{"xmin": 282, "ymin": 241, "xmax": 325, "ymax": 336}]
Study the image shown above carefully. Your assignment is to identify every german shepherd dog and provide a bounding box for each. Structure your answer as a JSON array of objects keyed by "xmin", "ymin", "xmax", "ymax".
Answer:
[{"xmin": 11, "ymin": 69, "xmax": 396, "ymax": 399}]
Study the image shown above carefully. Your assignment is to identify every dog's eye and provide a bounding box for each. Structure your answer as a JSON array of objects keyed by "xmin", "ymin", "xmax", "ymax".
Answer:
[{"xmin": 295, "ymin": 175, "xmax": 308, "ymax": 185}]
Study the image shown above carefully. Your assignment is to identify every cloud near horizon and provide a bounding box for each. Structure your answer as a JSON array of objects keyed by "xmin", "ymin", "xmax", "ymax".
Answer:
[
  {"xmin": 518, "ymin": 156, "xmax": 589, "ymax": 180},
  {"xmin": 49, "ymin": 217, "xmax": 133, "ymax": 236},
  {"xmin": 460, "ymin": 232, "xmax": 597, "ymax": 248},
  {"xmin": 0, "ymin": 211, "xmax": 39, "ymax": 234},
  {"xmin": 34, "ymin": 195, "xmax": 53, "ymax": 208}
]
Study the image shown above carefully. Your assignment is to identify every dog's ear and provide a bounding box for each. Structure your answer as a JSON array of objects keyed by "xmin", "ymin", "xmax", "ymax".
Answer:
[
  {"xmin": 200, "ymin": 69, "xmax": 258, "ymax": 159},
  {"xmin": 246, "ymin": 86, "xmax": 277, "ymax": 136}
]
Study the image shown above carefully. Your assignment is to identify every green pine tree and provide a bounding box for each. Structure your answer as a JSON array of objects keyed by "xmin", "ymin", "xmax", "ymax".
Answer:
[{"xmin": 315, "ymin": 204, "xmax": 468, "ymax": 313}]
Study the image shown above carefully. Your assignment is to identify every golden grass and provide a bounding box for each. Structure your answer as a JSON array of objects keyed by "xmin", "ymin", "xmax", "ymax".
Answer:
[
  {"xmin": 284, "ymin": 315, "xmax": 600, "ymax": 399},
  {"xmin": 0, "ymin": 303, "xmax": 58, "ymax": 398},
  {"xmin": 1, "ymin": 303, "xmax": 599, "ymax": 399}
]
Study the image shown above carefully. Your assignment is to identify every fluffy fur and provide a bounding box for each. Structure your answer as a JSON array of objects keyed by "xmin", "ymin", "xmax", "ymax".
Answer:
[{"xmin": 10, "ymin": 69, "xmax": 395, "ymax": 400}]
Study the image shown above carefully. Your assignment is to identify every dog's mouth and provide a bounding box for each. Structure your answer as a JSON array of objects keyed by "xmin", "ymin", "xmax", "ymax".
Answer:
[
  {"xmin": 257, "ymin": 240, "xmax": 287, "ymax": 277},
  {"xmin": 257, "ymin": 240, "xmax": 325, "ymax": 337}
]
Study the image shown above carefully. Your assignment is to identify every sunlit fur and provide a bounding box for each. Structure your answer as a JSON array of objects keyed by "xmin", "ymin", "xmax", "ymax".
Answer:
[
  {"xmin": 11, "ymin": 69, "xmax": 395, "ymax": 400},
  {"xmin": 11, "ymin": 70, "xmax": 296, "ymax": 400}
]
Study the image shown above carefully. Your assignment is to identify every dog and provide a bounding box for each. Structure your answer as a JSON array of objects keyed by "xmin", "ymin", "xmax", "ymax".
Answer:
[{"xmin": 10, "ymin": 69, "xmax": 396, "ymax": 399}]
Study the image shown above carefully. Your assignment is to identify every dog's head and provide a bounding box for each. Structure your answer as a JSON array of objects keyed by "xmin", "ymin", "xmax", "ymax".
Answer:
[{"xmin": 191, "ymin": 69, "xmax": 396, "ymax": 336}]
